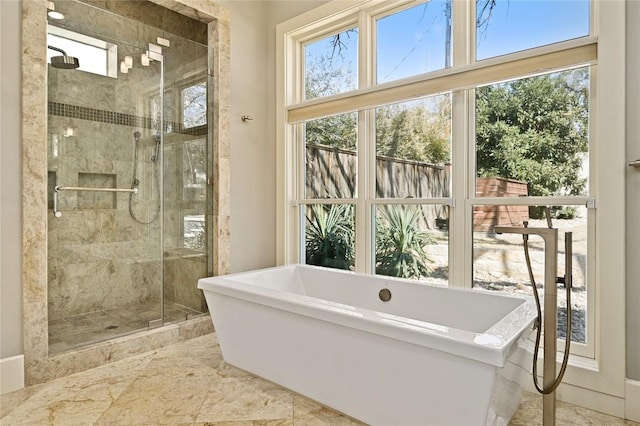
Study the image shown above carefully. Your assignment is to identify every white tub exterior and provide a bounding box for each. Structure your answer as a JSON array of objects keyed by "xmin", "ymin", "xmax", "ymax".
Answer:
[{"xmin": 198, "ymin": 265, "xmax": 537, "ymax": 426}]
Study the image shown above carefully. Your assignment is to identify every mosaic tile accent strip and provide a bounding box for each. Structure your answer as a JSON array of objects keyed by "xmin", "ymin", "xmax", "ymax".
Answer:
[
  {"xmin": 48, "ymin": 101, "xmax": 151, "ymax": 128},
  {"xmin": 48, "ymin": 101, "xmax": 207, "ymax": 136}
]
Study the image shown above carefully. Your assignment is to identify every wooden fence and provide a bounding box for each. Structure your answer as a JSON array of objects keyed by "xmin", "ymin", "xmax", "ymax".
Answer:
[
  {"xmin": 305, "ymin": 144, "xmax": 530, "ymax": 232},
  {"xmin": 305, "ymin": 144, "xmax": 450, "ymax": 230}
]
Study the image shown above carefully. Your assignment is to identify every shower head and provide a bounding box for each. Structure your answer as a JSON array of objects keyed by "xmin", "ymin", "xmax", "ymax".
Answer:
[
  {"xmin": 133, "ymin": 131, "xmax": 141, "ymax": 142},
  {"xmin": 48, "ymin": 45, "xmax": 80, "ymax": 69}
]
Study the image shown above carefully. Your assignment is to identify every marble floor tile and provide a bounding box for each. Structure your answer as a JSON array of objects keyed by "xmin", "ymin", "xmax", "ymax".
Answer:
[
  {"xmin": 2, "ymin": 333, "xmax": 638, "ymax": 426},
  {"xmin": 0, "ymin": 383, "xmax": 46, "ymax": 420},
  {"xmin": 195, "ymin": 376, "xmax": 294, "ymax": 423},
  {"xmin": 193, "ymin": 421, "xmax": 293, "ymax": 426},
  {"xmin": 292, "ymin": 395, "xmax": 364, "ymax": 426},
  {"xmin": 510, "ymin": 392, "xmax": 639, "ymax": 426}
]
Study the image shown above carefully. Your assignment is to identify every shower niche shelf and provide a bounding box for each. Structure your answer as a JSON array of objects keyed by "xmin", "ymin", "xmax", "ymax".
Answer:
[{"xmin": 77, "ymin": 172, "xmax": 117, "ymax": 209}]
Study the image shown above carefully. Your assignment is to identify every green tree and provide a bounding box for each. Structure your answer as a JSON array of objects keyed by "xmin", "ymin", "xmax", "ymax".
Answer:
[
  {"xmin": 476, "ymin": 68, "xmax": 589, "ymax": 202},
  {"xmin": 305, "ymin": 112, "xmax": 357, "ymax": 151},
  {"xmin": 376, "ymin": 97, "xmax": 451, "ymax": 164}
]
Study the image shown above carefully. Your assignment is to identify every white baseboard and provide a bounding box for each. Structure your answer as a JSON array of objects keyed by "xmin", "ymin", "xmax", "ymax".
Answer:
[
  {"xmin": 525, "ymin": 379, "xmax": 625, "ymax": 418},
  {"xmin": 0, "ymin": 355, "xmax": 24, "ymax": 395},
  {"xmin": 626, "ymin": 379, "xmax": 640, "ymax": 422}
]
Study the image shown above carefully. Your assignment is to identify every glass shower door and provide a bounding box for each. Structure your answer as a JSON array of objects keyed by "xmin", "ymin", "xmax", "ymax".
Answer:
[
  {"xmin": 161, "ymin": 32, "xmax": 212, "ymax": 324},
  {"xmin": 46, "ymin": 0, "xmax": 212, "ymax": 352},
  {"xmin": 47, "ymin": 1, "xmax": 165, "ymax": 353}
]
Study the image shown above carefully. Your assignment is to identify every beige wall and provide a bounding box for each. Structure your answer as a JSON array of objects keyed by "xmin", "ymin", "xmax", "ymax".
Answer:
[
  {"xmin": 217, "ymin": 0, "xmax": 327, "ymax": 273},
  {"xmin": 626, "ymin": 0, "xmax": 640, "ymax": 382},
  {"xmin": 0, "ymin": 0, "xmax": 23, "ymax": 360}
]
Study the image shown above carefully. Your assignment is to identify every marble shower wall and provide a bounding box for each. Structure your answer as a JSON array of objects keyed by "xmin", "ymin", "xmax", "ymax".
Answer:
[{"xmin": 47, "ymin": 0, "xmax": 210, "ymax": 320}]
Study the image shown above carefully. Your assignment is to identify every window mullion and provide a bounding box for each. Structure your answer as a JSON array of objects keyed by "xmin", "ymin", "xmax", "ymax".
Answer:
[
  {"xmin": 355, "ymin": 109, "xmax": 373, "ymax": 274},
  {"xmin": 355, "ymin": 9, "xmax": 373, "ymax": 274},
  {"xmin": 449, "ymin": 0, "xmax": 472, "ymax": 288}
]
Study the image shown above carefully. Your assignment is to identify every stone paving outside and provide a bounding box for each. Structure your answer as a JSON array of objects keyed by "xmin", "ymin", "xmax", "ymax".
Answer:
[{"xmin": 423, "ymin": 217, "xmax": 588, "ymax": 342}]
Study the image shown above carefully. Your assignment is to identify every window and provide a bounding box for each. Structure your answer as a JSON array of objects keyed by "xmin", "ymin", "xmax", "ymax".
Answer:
[
  {"xmin": 476, "ymin": 0, "xmax": 590, "ymax": 60},
  {"xmin": 181, "ymin": 82, "xmax": 207, "ymax": 129},
  {"xmin": 304, "ymin": 27, "xmax": 358, "ymax": 100},
  {"xmin": 279, "ymin": 0, "xmax": 627, "ymax": 401},
  {"xmin": 181, "ymin": 139, "xmax": 207, "ymax": 250},
  {"xmin": 47, "ymin": 24, "xmax": 117, "ymax": 78},
  {"xmin": 376, "ymin": 0, "xmax": 452, "ymax": 83}
]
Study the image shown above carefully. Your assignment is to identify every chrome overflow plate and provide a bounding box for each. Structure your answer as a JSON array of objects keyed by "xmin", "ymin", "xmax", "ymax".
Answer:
[{"xmin": 379, "ymin": 288, "xmax": 392, "ymax": 302}]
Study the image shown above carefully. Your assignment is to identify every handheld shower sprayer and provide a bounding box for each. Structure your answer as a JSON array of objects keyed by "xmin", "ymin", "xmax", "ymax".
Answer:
[
  {"xmin": 129, "ymin": 130, "xmax": 159, "ymax": 224},
  {"xmin": 151, "ymin": 134, "xmax": 161, "ymax": 163},
  {"xmin": 130, "ymin": 131, "xmax": 141, "ymax": 190}
]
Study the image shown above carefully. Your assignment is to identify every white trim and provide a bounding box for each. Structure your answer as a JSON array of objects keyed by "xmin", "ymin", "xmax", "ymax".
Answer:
[
  {"xmin": 586, "ymin": 0, "xmax": 626, "ymax": 398},
  {"xmin": 288, "ymin": 39, "xmax": 597, "ymax": 123},
  {"xmin": 468, "ymin": 196, "xmax": 595, "ymax": 207},
  {"xmin": 625, "ymin": 379, "xmax": 640, "ymax": 422},
  {"xmin": 523, "ymin": 380, "xmax": 625, "ymax": 419},
  {"xmin": 0, "ymin": 355, "xmax": 24, "ymax": 395}
]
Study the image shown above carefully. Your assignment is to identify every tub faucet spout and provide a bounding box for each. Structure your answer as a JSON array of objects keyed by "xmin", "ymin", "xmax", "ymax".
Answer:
[{"xmin": 495, "ymin": 223, "xmax": 559, "ymax": 426}]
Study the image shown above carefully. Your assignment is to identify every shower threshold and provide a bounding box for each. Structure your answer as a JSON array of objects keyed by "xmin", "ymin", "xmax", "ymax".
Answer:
[{"xmin": 48, "ymin": 300, "xmax": 205, "ymax": 354}]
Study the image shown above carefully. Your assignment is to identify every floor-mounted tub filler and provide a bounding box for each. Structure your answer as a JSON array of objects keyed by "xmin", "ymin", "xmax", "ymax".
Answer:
[{"xmin": 198, "ymin": 265, "xmax": 537, "ymax": 426}]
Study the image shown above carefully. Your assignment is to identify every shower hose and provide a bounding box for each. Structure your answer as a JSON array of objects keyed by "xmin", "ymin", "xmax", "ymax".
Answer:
[
  {"xmin": 523, "ymin": 221, "xmax": 572, "ymax": 394},
  {"xmin": 129, "ymin": 133, "xmax": 160, "ymax": 225}
]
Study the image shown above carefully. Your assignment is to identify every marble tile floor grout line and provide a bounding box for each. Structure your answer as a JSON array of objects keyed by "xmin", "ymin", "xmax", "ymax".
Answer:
[{"xmin": 1, "ymin": 333, "xmax": 637, "ymax": 425}]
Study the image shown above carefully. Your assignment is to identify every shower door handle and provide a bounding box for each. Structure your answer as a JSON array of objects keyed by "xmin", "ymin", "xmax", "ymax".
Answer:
[{"xmin": 52, "ymin": 190, "xmax": 62, "ymax": 218}]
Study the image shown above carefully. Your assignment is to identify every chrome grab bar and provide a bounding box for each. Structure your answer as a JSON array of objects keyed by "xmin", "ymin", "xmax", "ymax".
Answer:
[
  {"xmin": 629, "ymin": 159, "xmax": 640, "ymax": 168},
  {"xmin": 53, "ymin": 185, "xmax": 138, "ymax": 218},
  {"xmin": 55, "ymin": 186, "xmax": 138, "ymax": 193}
]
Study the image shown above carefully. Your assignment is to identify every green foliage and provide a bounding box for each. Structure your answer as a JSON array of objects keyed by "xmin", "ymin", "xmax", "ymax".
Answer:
[
  {"xmin": 305, "ymin": 47, "xmax": 450, "ymax": 164},
  {"xmin": 555, "ymin": 206, "xmax": 578, "ymax": 220},
  {"xmin": 375, "ymin": 206, "xmax": 433, "ymax": 279},
  {"xmin": 376, "ymin": 97, "xmax": 451, "ymax": 164},
  {"xmin": 476, "ymin": 68, "xmax": 589, "ymax": 201},
  {"xmin": 305, "ymin": 204, "xmax": 354, "ymax": 270},
  {"xmin": 305, "ymin": 113, "xmax": 357, "ymax": 151}
]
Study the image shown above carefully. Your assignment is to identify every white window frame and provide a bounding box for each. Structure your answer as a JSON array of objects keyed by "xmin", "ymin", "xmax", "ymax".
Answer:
[{"xmin": 277, "ymin": 0, "xmax": 626, "ymax": 415}]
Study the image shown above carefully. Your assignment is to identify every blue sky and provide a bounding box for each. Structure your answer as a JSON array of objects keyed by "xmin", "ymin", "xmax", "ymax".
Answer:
[{"xmin": 306, "ymin": 0, "xmax": 589, "ymax": 89}]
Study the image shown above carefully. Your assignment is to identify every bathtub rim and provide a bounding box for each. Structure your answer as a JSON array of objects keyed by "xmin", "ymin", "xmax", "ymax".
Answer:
[{"xmin": 198, "ymin": 264, "xmax": 537, "ymax": 367}]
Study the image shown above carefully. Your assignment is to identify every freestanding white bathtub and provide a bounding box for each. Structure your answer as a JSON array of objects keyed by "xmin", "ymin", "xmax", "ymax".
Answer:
[{"xmin": 198, "ymin": 265, "xmax": 536, "ymax": 426}]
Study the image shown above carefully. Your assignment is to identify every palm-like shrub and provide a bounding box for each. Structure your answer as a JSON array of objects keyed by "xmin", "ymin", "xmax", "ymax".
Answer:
[
  {"xmin": 375, "ymin": 206, "xmax": 433, "ymax": 279},
  {"xmin": 305, "ymin": 204, "xmax": 354, "ymax": 270}
]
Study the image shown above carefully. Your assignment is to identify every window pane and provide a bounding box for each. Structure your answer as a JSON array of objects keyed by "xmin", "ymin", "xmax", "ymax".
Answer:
[
  {"xmin": 476, "ymin": 68, "xmax": 590, "ymax": 198},
  {"xmin": 472, "ymin": 205, "xmax": 587, "ymax": 344},
  {"xmin": 476, "ymin": 0, "xmax": 589, "ymax": 60},
  {"xmin": 304, "ymin": 28, "xmax": 358, "ymax": 100},
  {"xmin": 375, "ymin": 204, "xmax": 449, "ymax": 284},
  {"xmin": 182, "ymin": 82, "xmax": 207, "ymax": 129},
  {"xmin": 376, "ymin": 94, "xmax": 451, "ymax": 198},
  {"xmin": 303, "ymin": 204, "xmax": 355, "ymax": 271},
  {"xmin": 48, "ymin": 33, "xmax": 109, "ymax": 77},
  {"xmin": 376, "ymin": 0, "xmax": 452, "ymax": 84},
  {"xmin": 304, "ymin": 112, "xmax": 357, "ymax": 199}
]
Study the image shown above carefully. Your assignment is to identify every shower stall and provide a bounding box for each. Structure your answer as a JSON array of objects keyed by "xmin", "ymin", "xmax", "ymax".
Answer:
[{"xmin": 46, "ymin": 0, "xmax": 213, "ymax": 353}]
